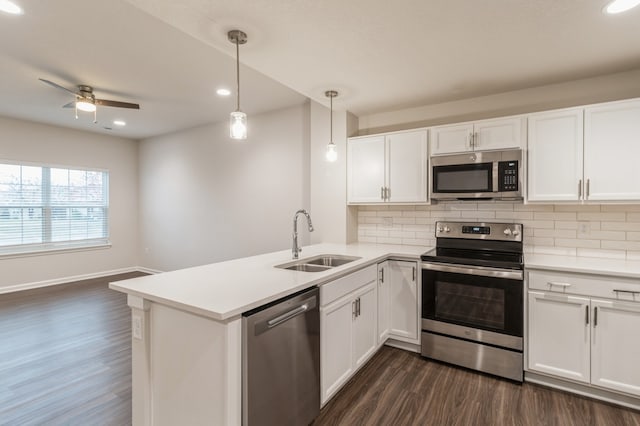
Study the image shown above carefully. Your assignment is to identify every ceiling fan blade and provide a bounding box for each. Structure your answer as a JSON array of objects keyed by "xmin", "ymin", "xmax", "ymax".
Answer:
[
  {"xmin": 39, "ymin": 78, "xmax": 79, "ymax": 96},
  {"xmin": 95, "ymin": 99, "xmax": 140, "ymax": 109},
  {"xmin": 62, "ymin": 101, "xmax": 76, "ymax": 108}
]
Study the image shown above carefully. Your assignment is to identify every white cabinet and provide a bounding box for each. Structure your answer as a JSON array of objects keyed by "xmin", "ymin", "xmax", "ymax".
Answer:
[
  {"xmin": 527, "ymin": 108, "xmax": 584, "ymax": 202},
  {"xmin": 377, "ymin": 260, "xmax": 420, "ymax": 346},
  {"xmin": 430, "ymin": 116, "xmax": 524, "ymax": 155},
  {"xmin": 377, "ymin": 261, "xmax": 390, "ymax": 344},
  {"xmin": 591, "ymin": 299, "xmax": 640, "ymax": 397},
  {"xmin": 528, "ymin": 291, "xmax": 590, "ymax": 383},
  {"xmin": 347, "ymin": 130, "xmax": 427, "ymax": 204},
  {"xmin": 584, "ymin": 99, "xmax": 640, "ymax": 201},
  {"xmin": 527, "ymin": 99, "xmax": 640, "ymax": 203},
  {"xmin": 527, "ymin": 269, "xmax": 640, "ymax": 398},
  {"xmin": 320, "ymin": 265, "xmax": 378, "ymax": 405}
]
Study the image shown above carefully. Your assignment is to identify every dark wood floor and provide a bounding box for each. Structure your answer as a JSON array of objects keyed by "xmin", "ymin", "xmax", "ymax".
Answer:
[
  {"xmin": 314, "ymin": 347, "xmax": 640, "ymax": 426},
  {"xmin": 0, "ymin": 272, "xmax": 145, "ymax": 425},
  {"xmin": 2, "ymin": 277, "xmax": 640, "ymax": 426}
]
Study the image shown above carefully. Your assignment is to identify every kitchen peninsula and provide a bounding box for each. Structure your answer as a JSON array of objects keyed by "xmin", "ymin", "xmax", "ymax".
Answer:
[{"xmin": 109, "ymin": 243, "xmax": 426, "ymax": 425}]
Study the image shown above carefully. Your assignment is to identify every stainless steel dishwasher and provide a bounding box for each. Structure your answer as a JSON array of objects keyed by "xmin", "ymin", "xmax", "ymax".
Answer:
[{"xmin": 242, "ymin": 286, "xmax": 320, "ymax": 426}]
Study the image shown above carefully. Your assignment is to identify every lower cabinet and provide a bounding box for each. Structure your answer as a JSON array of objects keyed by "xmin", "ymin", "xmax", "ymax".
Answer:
[
  {"xmin": 377, "ymin": 260, "xmax": 419, "ymax": 346},
  {"xmin": 528, "ymin": 270, "xmax": 640, "ymax": 398},
  {"xmin": 320, "ymin": 265, "xmax": 378, "ymax": 405}
]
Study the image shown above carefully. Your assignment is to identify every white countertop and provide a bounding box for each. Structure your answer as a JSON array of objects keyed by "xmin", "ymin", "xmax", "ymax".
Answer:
[
  {"xmin": 525, "ymin": 254, "xmax": 640, "ymax": 280},
  {"xmin": 109, "ymin": 243, "xmax": 427, "ymax": 321}
]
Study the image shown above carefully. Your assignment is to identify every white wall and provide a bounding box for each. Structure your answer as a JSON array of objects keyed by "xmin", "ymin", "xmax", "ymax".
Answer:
[
  {"xmin": 0, "ymin": 116, "xmax": 139, "ymax": 290},
  {"xmin": 137, "ymin": 103, "xmax": 310, "ymax": 272},
  {"xmin": 357, "ymin": 69, "xmax": 640, "ymax": 134}
]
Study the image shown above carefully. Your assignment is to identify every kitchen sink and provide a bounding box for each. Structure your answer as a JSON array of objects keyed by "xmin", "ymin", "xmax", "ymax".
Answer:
[{"xmin": 275, "ymin": 254, "xmax": 362, "ymax": 272}]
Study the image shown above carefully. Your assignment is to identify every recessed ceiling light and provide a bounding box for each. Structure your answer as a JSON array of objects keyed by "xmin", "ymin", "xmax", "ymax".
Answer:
[
  {"xmin": 216, "ymin": 88, "xmax": 231, "ymax": 96},
  {"xmin": 0, "ymin": 0, "xmax": 23, "ymax": 14},
  {"xmin": 603, "ymin": 0, "xmax": 640, "ymax": 14},
  {"xmin": 113, "ymin": 120, "xmax": 126, "ymax": 126}
]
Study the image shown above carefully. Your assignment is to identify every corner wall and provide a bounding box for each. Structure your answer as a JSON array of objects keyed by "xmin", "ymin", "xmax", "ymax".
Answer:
[
  {"xmin": 0, "ymin": 116, "xmax": 139, "ymax": 291},
  {"xmin": 137, "ymin": 103, "xmax": 310, "ymax": 272}
]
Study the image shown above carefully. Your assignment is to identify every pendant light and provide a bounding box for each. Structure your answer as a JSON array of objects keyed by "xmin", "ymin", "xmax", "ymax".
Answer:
[
  {"xmin": 228, "ymin": 30, "xmax": 248, "ymax": 140},
  {"xmin": 325, "ymin": 90, "xmax": 338, "ymax": 162}
]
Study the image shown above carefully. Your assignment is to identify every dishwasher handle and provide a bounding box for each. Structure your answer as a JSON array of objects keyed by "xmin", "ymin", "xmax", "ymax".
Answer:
[
  {"xmin": 253, "ymin": 294, "xmax": 318, "ymax": 336},
  {"xmin": 267, "ymin": 304, "xmax": 308, "ymax": 328}
]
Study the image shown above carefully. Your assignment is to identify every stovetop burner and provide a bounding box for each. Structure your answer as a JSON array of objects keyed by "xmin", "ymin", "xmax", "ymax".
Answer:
[{"xmin": 421, "ymin": 221, "xmax": 524, "ymax": 270}]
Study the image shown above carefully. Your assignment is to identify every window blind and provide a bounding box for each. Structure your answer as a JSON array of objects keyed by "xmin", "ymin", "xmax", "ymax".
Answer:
[{"xmin": 0, "ymin": 162, "xmax": 109, "ymax": 255}]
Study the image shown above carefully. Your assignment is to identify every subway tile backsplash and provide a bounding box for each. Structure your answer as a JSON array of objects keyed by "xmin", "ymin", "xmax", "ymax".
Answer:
[{"xmin": 357, "ymin": 202, "xmax": 640, "ymax": 260}]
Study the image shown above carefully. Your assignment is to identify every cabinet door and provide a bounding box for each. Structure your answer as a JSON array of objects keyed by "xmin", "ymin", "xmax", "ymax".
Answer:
[
  {"xmin": 386, "ymin": 130, "xmax": 428, "ymax": 203},
  {"xmin": 527, "ymin": 291, "xmax": 590, "ymax": 383},
  {"xmin": 388, "ymin": 260, "xmax": 419, "ymax": 343},
  {"xmin": 584, "ymin": 99, "xmax": 640, "ymax": 201},
  {"xmin": 347, "ymin": 136, "xmax": 386, "ymax": 203},
  {"xmin": 352, "ymin": 283, "xmax": 378, "ymax": 369},
  {"xmin": 320, "ymin": 297, "xmax": 354, "ymax": 404},
  {"xmin": 527, "ymin": 109, "xmax": 584, "ymax": 202},
  {"xmin": 474, "ymin": 117, "xmax": 524, "ymax": 151},
  {"xmin": 377, "ymin": 261, "xmax": 390, "ymax": 345},
  {"xmin": 591, "ymin": 299, "xmax": 640, "ymax": 397},
  {"xmin": 430, "ymin": 123, "xmax": 474, "ymax": 155}
]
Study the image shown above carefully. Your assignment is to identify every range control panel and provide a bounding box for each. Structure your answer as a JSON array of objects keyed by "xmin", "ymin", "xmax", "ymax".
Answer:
[{"xmin": 498, "ymin": 160, "xmax": 519, "ymax": 192}]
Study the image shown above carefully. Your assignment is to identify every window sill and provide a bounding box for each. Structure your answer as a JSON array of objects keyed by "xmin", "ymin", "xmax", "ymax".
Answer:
[{"xmin": 0, "ymin": 241, "xmax": 112, "ymax": 260}]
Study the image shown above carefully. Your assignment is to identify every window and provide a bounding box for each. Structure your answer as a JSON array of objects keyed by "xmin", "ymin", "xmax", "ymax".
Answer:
[{"xmin": 0, "ymin": 162, "xmax": 109, "ymax": 255}]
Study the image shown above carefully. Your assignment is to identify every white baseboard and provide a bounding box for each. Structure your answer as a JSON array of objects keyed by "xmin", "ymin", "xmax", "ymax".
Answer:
[
  {"xmin": 0, "ymin": 266, "xmax": 163, "ymax": 294},
  {"xmin": 385, "ymin": 338, "xmax": 420, "ymax": 353}
]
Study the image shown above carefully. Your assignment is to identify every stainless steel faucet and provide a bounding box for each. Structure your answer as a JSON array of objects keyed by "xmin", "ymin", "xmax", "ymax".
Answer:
[{"xmin": 292, "ymin": 209, "xmax": 314, "ymax": 259}]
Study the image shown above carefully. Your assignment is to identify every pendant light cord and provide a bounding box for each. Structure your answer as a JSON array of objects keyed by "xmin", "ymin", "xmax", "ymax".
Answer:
[
  {"xmin": 330, "ymin": 94, "xmax": 333, "ymax": 143},
  {"xmin": 235, "ymin": 38, "xmax": 240, "ymax": 111}
]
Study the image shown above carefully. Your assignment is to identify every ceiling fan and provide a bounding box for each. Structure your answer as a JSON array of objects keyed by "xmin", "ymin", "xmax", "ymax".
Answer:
[{"xmin": 39, "ymin": 78, "xmax": 140, "ymax": 123}]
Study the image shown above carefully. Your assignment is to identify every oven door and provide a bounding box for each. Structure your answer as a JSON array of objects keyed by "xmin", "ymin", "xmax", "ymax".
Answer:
[{"xmin": 421, "ymin": 263, "xmax": 523, "ymax": 339}]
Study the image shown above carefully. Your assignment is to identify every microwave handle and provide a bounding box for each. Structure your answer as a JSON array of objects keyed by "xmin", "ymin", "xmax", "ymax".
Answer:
[{"xmin": 492, "ymin": 161, "xmax": 499, "ymax": 192}]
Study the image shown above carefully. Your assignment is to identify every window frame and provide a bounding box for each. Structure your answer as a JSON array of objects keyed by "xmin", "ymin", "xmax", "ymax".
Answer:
[{"xmin": 0, "ymin": 159, "xmax": 110, "ymax": 258}]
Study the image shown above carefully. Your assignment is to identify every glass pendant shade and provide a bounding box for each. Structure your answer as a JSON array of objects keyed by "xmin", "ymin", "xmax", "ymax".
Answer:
[
  {"xmin": 230, "ymin": 110, "xmax": 247, "ymax": 139},
  {"xmin": 326, "ymin": 142, "xmax": 337, "ymax": 162},
  {"xmin": 76, "ymin": 100, "xmax": 96, "ymax": 112}
]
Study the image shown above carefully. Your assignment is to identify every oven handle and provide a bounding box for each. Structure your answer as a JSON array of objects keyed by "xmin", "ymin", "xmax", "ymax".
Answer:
[{"xmin": 421, "ymin": 262, "xmax": 523, "ymax": 280}]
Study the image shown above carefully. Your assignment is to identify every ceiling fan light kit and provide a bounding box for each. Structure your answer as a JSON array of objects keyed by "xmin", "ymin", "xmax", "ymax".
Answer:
[
  {"xmin": 38, "ymin": 78, "xmax": 140, "ymax": 125},
  {"xmin": 228, "ymin": 29, "xmax": 248, "ymax": 140}
]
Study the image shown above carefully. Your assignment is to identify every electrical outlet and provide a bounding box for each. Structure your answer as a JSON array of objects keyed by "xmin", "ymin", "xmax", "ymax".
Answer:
[
  {"xmin": 382, "ymin": 217, "xmax": 393, "ymax": 227},
  {"xmin": 578, "ymin": 222, "xmax": 590, "ymax": 234},
  {"xmin": 133, "ymin": 315, "xmax": 143, "ymax": 340}
]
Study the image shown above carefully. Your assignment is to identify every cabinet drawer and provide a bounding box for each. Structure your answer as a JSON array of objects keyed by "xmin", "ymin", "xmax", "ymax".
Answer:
[
  {"xmin": 528, "ymin": 270, "xmax": 640, "ymax": 301},
  {"xmin": 320, "ymin": 265, "xmax": 377, "ymax": 306}
]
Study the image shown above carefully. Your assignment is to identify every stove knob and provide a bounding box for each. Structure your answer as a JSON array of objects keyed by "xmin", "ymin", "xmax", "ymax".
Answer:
[
  {"xmin": 512, "ymin": 229, "xmax": 520, "ymax": 237},
  {"xmin": 437, "ymin": 226, "xmax": 444, "ymax": 233},
  {"xmin": 503, "ymin": 228, "xmax": 512, "ymax": 236},
  {"xmin": 444, "ymin": 226, "xmax": 451, "ymax": 233}
]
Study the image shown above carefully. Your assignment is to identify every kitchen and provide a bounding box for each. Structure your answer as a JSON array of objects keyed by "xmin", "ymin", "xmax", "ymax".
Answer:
[{"xmin": 1, "ymin": 0, "xmax": 640, "ymax": 425}]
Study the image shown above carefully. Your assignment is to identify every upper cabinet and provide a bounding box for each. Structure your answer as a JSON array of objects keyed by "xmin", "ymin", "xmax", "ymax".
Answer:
[
  {"xmin": 527, "ymin": 108, "xmax": 584, "ymax": 202},
  {"xmin": 430, "ymin": 116, "xmax": 524, "ymax": 155},
  {"xmin": 527, "ymin": 99, "xmax": 640, "ymax": 203},
  {"xmin": 347, "ymin": 129, "xmax": 428, "ymax": 204},
  {"xmin": 584, "ymin": 99, "xmax": 640, "ymax": 201}
]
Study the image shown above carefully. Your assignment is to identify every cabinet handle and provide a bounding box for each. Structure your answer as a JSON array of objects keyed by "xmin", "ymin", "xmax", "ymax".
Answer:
[
  {"xmin": 469, "ymin": 133, "xmax": 474, "ymax": 148},
  {"xmin": 578, "ymin": 179, "xmax": 582, "ymax": 198},
  {"xmin": 474, "ymin": 132, "xmax": 478, "ymax": 148},
  {"xmin": 380, "ymin": 268, "xmax": 384, "ymax": 283},
  {"xmin": 547, "ymin": 281, "xmax": 572, "ymax": 288},
  {"xmin": 381, "ymin": 187, "xmax": 385, "ymax": 201},
  {"xmin": 586, "ymin": 179, "xmax": 590, "ymax": 199},
  {"xmin": 585, "ymin": 305, "xmax": 589, "ymax": 325},
  {"xmin": 356, "ymin": 297, "xmax": 361, "ymax": 317},
  {"xmin": 412, "ymin": 266, "xmax": 416, "ymax": 282},
  {"xmin": 613, "ymin": 289, "xmax": 640, "ymax": 295},
  {"xmin": 594, "ymin": 306, "xmax": 598, "ymax": 327},
  {"xmin": 386, "ymin": 187, "xmax": 390, "ymax": 201}
]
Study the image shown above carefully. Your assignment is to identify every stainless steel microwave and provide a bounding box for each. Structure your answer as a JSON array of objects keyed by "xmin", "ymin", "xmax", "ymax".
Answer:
[{"xmin": 430, "ymin": 149, "xmax": 522, "ymax": 201}]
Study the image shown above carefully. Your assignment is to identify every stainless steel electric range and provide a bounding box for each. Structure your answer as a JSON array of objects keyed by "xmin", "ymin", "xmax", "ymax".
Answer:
[{"xmin": 420, "ymin": 221, "xmax": 524, "ymax": 382}]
